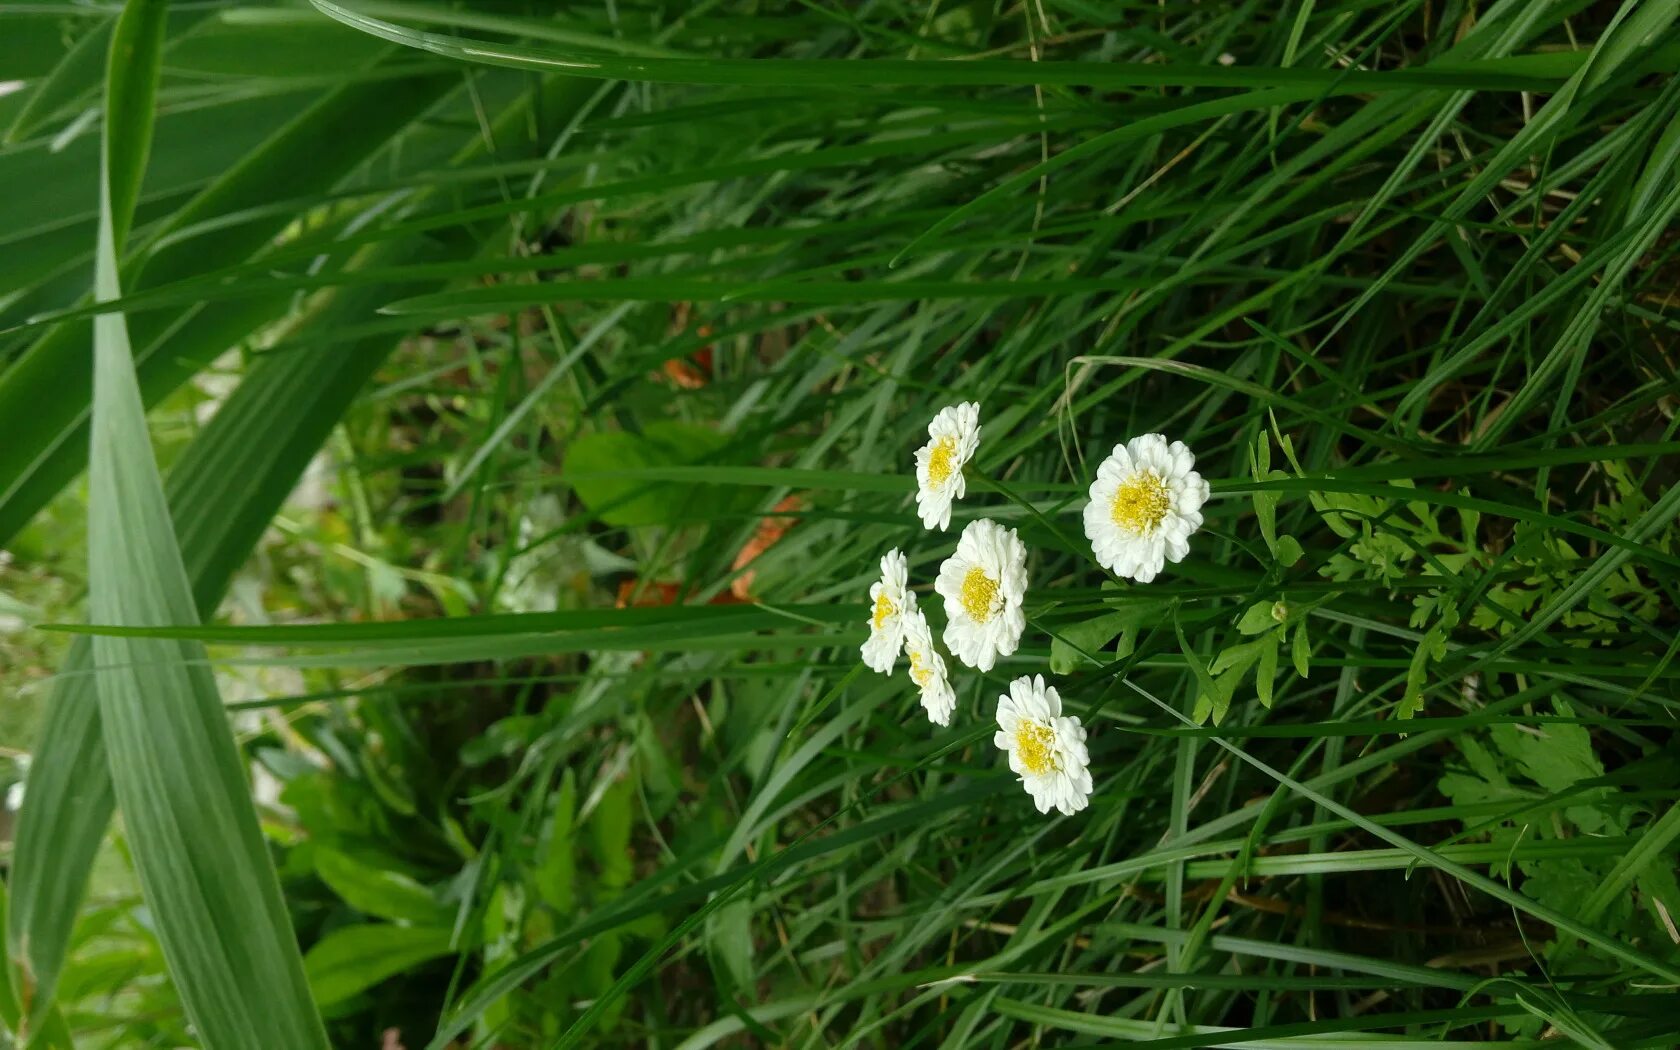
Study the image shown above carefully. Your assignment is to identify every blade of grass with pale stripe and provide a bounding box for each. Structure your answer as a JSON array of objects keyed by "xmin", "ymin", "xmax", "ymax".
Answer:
[
  {"xmin": 81, "ymin": 2, "xmax": 327, "ymax": 1045},
  {"xmin": 7, "ymin": 65, "xmax": 605, "ymax": 1026}
]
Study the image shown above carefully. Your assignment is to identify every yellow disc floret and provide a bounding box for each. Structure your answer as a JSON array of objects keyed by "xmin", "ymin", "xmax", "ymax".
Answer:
[
  {"xmin": 926, "ymin": 437, "xmax": 958, "ymax": 487},
  {"xmin": 1111, "ymin": 470, "xmax": 1171, "ymax": 535},
  {"xmin": 1014, "ymin": 720, "xmax": 1059, "ymax": 775},
  {"xmin": 909, "ymin": 648, "xmax": 932, "ymax": 687},
  {"xmin": 872, "ymin": 592, "xmax": 895, "ymax": 630},
  {"xmin": 960, "ymin": 566, "xmax": 999, "ymax": 623}
]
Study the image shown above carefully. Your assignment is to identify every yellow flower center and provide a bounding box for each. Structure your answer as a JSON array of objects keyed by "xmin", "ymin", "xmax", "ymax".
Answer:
[
  {"xmin": 927, "ymin": 437, "xmax": 958, "ymax": 487},
  {"xmin": 1014, "ymin": 720, "xmax": 1059, "ymax": 775},
  {"xmin": 871, "ymin": 592, "xmax": 895, "ymax": 631},
  {"xmin": 1111, "ymin": 470, "xmax": 1171, "ymax": 535},
  {"xmin": 959, "ymin": 566, "xmax": 1000, "ymax": 623},
  {"xmin": 909, "ymin": 648, "xmax": 933, "ymax": 687}
]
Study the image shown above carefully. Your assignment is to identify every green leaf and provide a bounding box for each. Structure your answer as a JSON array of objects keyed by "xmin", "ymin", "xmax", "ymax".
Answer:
[
  {"xmin": 566, "ymin": 422, "xmax": 743, "ymax": 526},
  {"xmin": 1050, "ymin": 599, "xmax": 1165, "ymax": 672},
  {"xmin": 6, "ymin": 238, "xmax": 454, "ymax": 1017},
  {"xmin": 101, "ymin": 1, "xmax": 166, "ymax": 248},
  {"xmin": 0, "ymin": 63, "xmax": 455, "ymax": 547},
  {"xmin": 79, "ymin": 3, "xmax": 327, "ymax": 1043},
  {"xmin": 1628, "ymin": 100, "xmax": 1680, "ymax": 225},
  {"xmin": 707, "ymin": 898, "xmax": 755, "ymax": 994},
  {"xmin": 1210, "ymin": 638, "xmax": 1268, "ymax": 676},
  {"xmin": 1275, "ymin": 534, "xmax": 1305, "ymax": 566},
  {"xmin": 7, "ymin": 70, "xmax": 599, "ymax": 1016},
  {"xmin": 1581, "ymin": 0, "xmax": 1678, "ymax": 94},
  {"xmin": 1291, "ymin": 621, "xmax": 1311, "ymax": 678},
  {"xmin": 579, "ymin": 931, "xmax": 625, "ymax": 1030},
  {"xmin": 314, "ymin": 848, "xmax": 449, "ymax": 926},
  {"xmin": 1195, "ymin": 639, "xmax": 1268, "ymax": 725},
  {"xmin": 535, "ymin": 771, "xmax": 579, "ymax": 915},
  {"xmin": 304, "ymin": 924, "xmax": 453, "ymax": 1009},
  {"xmin": 1048, "ymin": 610, "xmax": 1129, "ymax": 673},
  {"xmin": 1236, "ymin": 600, "xmax": 1277, "ymax": 635},
  {"xmin": 476, "ymin": 881, "xmax": 521, "ymax": 1035},
  {"xmin": 1251, "ymin": 436, "xmax": 1279, "ymax": 552},
  {"xmin": 1490, "ymin": 700, "xmax": 1608, "ymax": 831},
  {"xmin": 4, "ymin": 20, "xmax": 113, "ymax": 146},
  {"xmin": 1256, "ymin": 633, "xmax": 1280, "ymax": 709},
  {"xmin": 310, "ymin": 1, "xmax": 1573, "ymax": 91},
  {"xmin": 1398, "ymin": 625, "xmax": 1447, "ymax": 719},
  {"xmin": 590, "ymin": 775, "xmax": 636, "ymax": 891}
]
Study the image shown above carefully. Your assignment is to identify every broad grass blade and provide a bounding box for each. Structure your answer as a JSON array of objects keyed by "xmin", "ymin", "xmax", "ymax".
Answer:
[{"xmin": 81, "ymin": 2, "xmax": 328, "ymax": 1045}]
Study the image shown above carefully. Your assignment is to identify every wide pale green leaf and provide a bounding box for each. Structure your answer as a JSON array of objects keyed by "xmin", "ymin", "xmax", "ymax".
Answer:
[
  {"xmin": 303, "ymin": 924, "xmax": 454, "ymax": 1009},
  {"xmin": 314, "ymin": 848, "xmax": 451, "ymax": 926},
  {"xmin": 6, "ymin": 250, "xmax": 436, "ymax": 1017},
  {"xmin": 566, "ymin": 421, "xmax": 752, "ymax": 527},
  {"xmin": 7, "ymin": 70, "xmax": 605, "ymax": 1023},
  {"xmin": 81, "ymin": 3, "xmax": 327, "ymax": 1044},
  {"xmin": 3, "ymin": 20, "xmax": 112, "ymax": 146},
  {"xmin": 0, "ymin": 61, "xmax": 455, "ymax": 546}
]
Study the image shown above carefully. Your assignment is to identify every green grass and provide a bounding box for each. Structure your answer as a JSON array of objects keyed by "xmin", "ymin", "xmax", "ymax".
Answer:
[{"xmin": 2, "ymin": 0, "xmax": 1679, "ymax": 1047}]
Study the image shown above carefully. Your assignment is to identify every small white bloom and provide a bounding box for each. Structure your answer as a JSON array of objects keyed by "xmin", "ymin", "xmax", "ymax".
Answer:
[
  {"xmin": 914, "ymin": 402, "xmax": 981, "ymax": 531},
  {"xmin": 862, "ymin": 548, "xmax": 910, "ymax": 673},
  {"xmin": 1083, "ymin": 434, "xmax": 1209, "ymax": 584},
  {"xmin": 993, "ymin": 675, "xmax": 1092, "ymax": 815},
  {"xmin": 901, "ymin": 606, "xmax": 956, "ymax": 726},
  {"xmin": 5, "ymin": 753, "xmax": 30, "ymax": 812},
  {"xmin": 935, "ymin": 519, "xmax": 1027, "ymax": 672}
]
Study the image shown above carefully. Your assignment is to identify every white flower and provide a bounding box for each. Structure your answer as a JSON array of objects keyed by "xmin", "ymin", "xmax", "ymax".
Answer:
[
  {"xmin": 862, "ymin": 548, "xmax": 910, "ymax": 673},
  {"xmin": 914, "ymin": 402, "xmax": 981, "ymax": 531},
  {"xmin": 901, "ymin": 606, "xmax": 956, "ymax": 726},
  {"xmin": 935, "ymin": 519, "xmax": 1027, "ymax": 672},
  {"xmin": 1083, "ymin": 434, "xmax": 1209, "ymax": 584},
  {"xmin": 993, "ymin": 675, "xmax": 1092, "ymax": 815},
  {"xmin": 5, "ymin": 753, "xmax": 29, "ymax": 812}
]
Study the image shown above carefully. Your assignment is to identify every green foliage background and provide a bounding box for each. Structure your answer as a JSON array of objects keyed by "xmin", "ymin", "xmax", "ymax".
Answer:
[{"xmin": 1, "ymin": 0, "xmax": 1678, "ymax": 1046}]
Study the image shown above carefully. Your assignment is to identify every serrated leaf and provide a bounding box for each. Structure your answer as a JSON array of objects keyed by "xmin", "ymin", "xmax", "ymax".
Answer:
[
  {"xmin": 1398, "ymin": 625, "xmax": 1446, "ymax": 718},
  {"xmin": 1491, "ymin": 701, "xmax": 1609, "ymax": 833},
  {"xmin": 536, "ymin": 770, "xmax": 579, "ymax": 915},
  {"xmin": 590, "ymin": 775, "xmax": 635, "ymax": 891}
]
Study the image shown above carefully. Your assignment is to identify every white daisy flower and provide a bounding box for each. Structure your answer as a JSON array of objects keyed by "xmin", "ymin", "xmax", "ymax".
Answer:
[
  {"xmin": 993, "ymin": 674, "xmax": 1092, "ymax": 816},
  {"xmin": 862, "ymin": 548, "xmax": 910, "ymax": 673},
  {"xmin": 901, "ymin": 606, "xmax": 956, "ymax": 726},
  {"xmin": 914, "ymin": 402, "xmax": 981, "ymax": 531},
  {"xmin": 1083, "ymin": 433, "xmax": 1210, "ymax": 584},
  {"xmin": 935, "ymin": 518, "xmax": 1027, "ymax": 672}
]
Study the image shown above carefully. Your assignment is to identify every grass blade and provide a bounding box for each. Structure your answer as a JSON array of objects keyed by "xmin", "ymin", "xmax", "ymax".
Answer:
[{"xmin": 80, "ymin": 4, "xmax": 328, "ymax": 1044}]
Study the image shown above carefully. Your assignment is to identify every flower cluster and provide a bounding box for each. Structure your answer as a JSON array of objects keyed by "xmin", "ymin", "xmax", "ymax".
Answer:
[{"xmin": 860, "ymin": 402, "xmax": 1211, "ymax": 816}]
